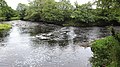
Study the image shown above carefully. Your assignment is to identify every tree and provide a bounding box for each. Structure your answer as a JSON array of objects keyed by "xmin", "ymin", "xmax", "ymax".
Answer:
[
  {"xmin": 16, "ymin": 0, "xmax": 120, "ymax": 26},
  {"xmin": 16, "ymin": 3, "xmax": 27, "ymax": 20},
  {"xmin": 24, "ymin": 0, "xmax": 46, "ymax": 21},
  {"xmin": 0, "ymin": 0, "xmax": 16, "ymax": 21},
  {"xmin": 94, "ymin": 0, "xmax": 120, "ymax": 25},
  {"xmin": 57, "ymin": 0, "xmax": 73, "ymax": 22},
  {"xmin": 24, "ymin": 0, "xmax": 73, "ymax": 25},
  {"xmin": 70, "ymin": 2, "xmax": 96, "ymax": 26}
]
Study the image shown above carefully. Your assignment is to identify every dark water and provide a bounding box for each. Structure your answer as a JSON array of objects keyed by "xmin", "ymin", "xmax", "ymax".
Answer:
[{"xmin": 0, "ymin": 20, "xmax": 119, "ymax": 67}]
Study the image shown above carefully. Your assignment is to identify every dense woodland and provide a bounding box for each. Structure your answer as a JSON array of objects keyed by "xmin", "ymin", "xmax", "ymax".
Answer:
[{"xmin": 0, "ymin": 0, "xmax": 120, "ymax": 26}]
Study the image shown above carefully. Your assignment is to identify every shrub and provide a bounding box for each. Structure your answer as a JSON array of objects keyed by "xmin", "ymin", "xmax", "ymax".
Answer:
[
  {"xmin": 0, "ymin": 17, "xmax": 6, "ymax": 21},
  {"xmin": 91, "ymin": 36, "xmax": 120, "ymax": 67}
]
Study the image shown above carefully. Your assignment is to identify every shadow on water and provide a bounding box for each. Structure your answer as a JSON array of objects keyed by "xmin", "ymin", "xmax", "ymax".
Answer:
[
  {"xmin": 0, "ymin": 30, "xmax": 10, "ymax": 38},
  {"xmin": 32, "ymin": 26, "xmax": 111, "ymax": 48},
  {"xmin": 0, "ymin": 29, "xmax": 11, "ymax": 47},
  {"xmin": 0, "ymin": 20, "xmax": 119, "ymax": 67},
  {"xmin": 29, "ymin": 25, "xmax": 58, "ymax": 36}
]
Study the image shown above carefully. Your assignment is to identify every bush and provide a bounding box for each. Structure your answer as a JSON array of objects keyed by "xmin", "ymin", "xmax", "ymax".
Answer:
[
  {"xmin": 0, "ymin": 17, "xmax": 6, "ymax": 21},
  {"xmin": 91, "ymin": 35, "xmax": 120, "ymax": 67}
]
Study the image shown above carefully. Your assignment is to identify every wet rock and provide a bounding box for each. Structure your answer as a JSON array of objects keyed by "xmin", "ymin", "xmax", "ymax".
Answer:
[{"xmin": 0, "ymin": 43, "xmax": 6, "ymax": 47}]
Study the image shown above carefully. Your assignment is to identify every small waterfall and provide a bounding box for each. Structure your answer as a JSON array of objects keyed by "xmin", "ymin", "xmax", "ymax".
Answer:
[
  {"xmin": 87, "ymin": 27, "xmax": 100, "ymax": 42},
  {"xmin": 67, "ymin": 27, "xmax": 76, "ymax": 40},
  {"xmin": 67, "ymin": 27, "xmax": 76, "ymax": 46}
]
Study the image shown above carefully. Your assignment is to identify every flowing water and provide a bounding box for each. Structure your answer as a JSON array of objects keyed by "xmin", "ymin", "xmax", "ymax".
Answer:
[{"xmin": 0, "ymin": 20, "xmax": 120, "ymax": 67}]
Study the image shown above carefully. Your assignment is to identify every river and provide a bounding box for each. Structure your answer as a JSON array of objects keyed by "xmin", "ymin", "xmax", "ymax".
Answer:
[{"xmin": 0, "ymin": 20, "xmax": 120, "ymax": 67}]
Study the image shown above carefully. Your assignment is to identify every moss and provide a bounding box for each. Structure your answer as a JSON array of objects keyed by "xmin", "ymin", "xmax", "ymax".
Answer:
[{"xmin": 0, "ymin": 23, "xmax": 12, "ymax": 32}]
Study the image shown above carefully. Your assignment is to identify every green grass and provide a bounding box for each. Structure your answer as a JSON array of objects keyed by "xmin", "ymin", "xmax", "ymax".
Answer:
[{"xmin": 0, "ymin": 23, "xmax": 12, "ymax": 32}]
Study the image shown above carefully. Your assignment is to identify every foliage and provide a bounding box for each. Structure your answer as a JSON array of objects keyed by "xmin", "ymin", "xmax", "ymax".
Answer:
[
  {"xmin": 0, "ymin": 17, "xmax": 6, "ymax": 21},
  {"xmin": 10, "ymin": 17, "xmax": 20, "ymax": 20},
  {"xmin": 20, "ymin": 0, "xmax": 120, "ymax": 26},
  {"xmin": 24, "ymin": 0, "xmax": 96, "ymax": 25},
  {"xmin": 91, "ymin": 34, "xmax": 120, "ymax": 67},
  {"xmin": 23, "ymin": 0, "xmax": 73, "ymax": 25},
  {"xmin": 16, "ymin": 3, "xmax": 27, "ymax": 20},
  {"xmin": 1, "ymin": 0, "xmax": 120, "ymax": 26},
  {"xmin": 71, "ymin": 2, "xmax": 96, "ymax": 26},
  {"xmin": 0, "ymin": 0, "xmax": 19, "ymax": 21},
  {"xmin": 95, "ymin": 0, "xmax": 120, "ymax": 9},
  {"xmin": 93, "ymin": 0, "xmax": 120, "ymax": 25}
]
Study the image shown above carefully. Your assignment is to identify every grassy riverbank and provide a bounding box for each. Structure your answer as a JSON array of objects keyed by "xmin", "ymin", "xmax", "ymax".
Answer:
[
  {"xmin": 91, "ymin": 33, "xmax": 120, "ymax": 67},
  {"xmin": 0, "ymin": 24, "xmax": 12, "ymax": 32}
]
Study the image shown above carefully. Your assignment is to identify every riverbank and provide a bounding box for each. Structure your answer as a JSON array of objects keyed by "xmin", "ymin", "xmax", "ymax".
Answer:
[
  {"xmin": 0, "ymin": 23, "xmax": 12, "ymax": 32},
  {"xmin": 63, "ymin": 21, "xmax": 120, "ymax": 27},
  {"xmin": 1, "ymin": 19, "xmax": 120, "ymax": 27},
  {"xmin": 22, "ymin": 19, "xmax": 120, "ymax": 27},
  {"xmin": 0, "ymin": 23, "xmax": 12, "ymax": 37}
]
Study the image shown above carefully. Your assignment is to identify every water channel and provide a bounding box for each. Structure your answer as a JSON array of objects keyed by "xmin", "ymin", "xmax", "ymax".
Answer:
[{"xmin": 0, "ymin": 20, "xmax": 120, "ymax": 67}]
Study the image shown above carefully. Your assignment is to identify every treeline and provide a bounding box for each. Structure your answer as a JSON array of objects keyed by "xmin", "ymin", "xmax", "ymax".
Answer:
[
  {"xmin": 17, "ymin": 0, "xmax": 96, "ymax": 26},
  {"xmin": 1, "ymin": 0, "xmax": 120, "ymax": 26},
  {"xmin": 16, "ymin": 0, "xmax": 120, "ymax": 26},
  {"xmin": 0, "ymin": 0, "xmax": 19, "ymax": 21}
]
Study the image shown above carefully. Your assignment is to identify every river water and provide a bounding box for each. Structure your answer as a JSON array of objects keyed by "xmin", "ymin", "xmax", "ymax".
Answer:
[{"xmin": 0, "ymin": 20, "xmax": 119, "ymax": 67}]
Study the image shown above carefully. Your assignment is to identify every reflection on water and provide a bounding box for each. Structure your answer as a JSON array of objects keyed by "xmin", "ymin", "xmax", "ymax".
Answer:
[{"xmin": 0, "ymin": 20, "xmax": 119, "ymax": 67}]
